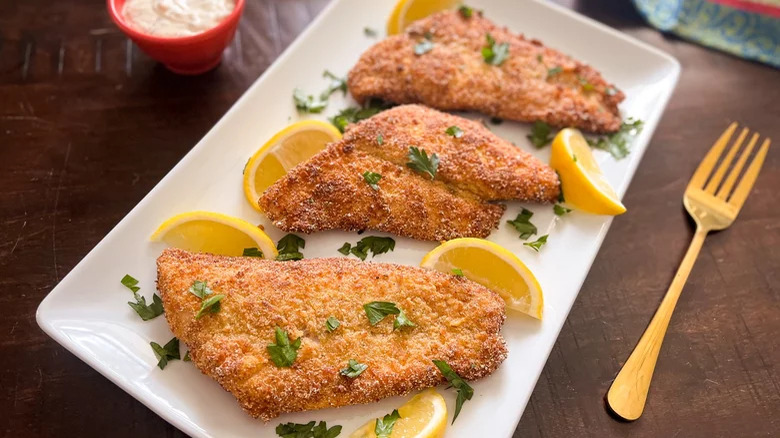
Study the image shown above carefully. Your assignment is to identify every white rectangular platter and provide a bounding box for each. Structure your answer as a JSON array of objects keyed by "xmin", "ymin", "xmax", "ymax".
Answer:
[{"xmin": 36, "ymin": 0, "xmax": 680, "ymax": 436}]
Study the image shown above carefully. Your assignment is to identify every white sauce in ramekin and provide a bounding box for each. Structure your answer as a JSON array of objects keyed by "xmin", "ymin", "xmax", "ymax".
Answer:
[{"xmin": 122, "ymin": 0, "xmax": 237, "ymax": 37}]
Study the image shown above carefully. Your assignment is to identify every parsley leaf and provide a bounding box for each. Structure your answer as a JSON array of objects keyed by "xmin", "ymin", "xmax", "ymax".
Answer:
[
  {"xmin": 183, "ymin": 350, "xmax": 191, "ymax": 362},
  {"xmin": 524, "ymin": 234, "xmax": 549, "ymax": 252},
  {"xmin": 527, "ymin": 121, "xmax": 554, "ymax": 148},
  {"xmin": 364, "ymin": 27, "xmax": 377, "ymax": 38},
  {"xmin": 340, "ymin": 359, "xmax": 368, "ymax": 378},
  {"xmin": 547, "ymin": 66, "xmax": 563, "ymax": 78},
  {"xmin": 452, "ymin": 268, "xmax": 464, "ymax": 276},
  {"xmin": 507, "ymin": 208, "xmax": 537, "ymax": 240},
  {"xmin": 121, "ymin": 274, "xmax": 164, "ymax": 321},
  {"xmin": 293, "ymin": 88, "xmax": 328, "ymax": 113},
  {"xmin": 276, "ymin": 234, "xmax": 305, "ymax": 261},
  {"xmin": 407, "ymin": 146, "xmax": 439, "ymax": 179},
  {"xmin": 553, "ymin": 204, "xmax": 572, "ymax": 216},
  {"xmin": 433, "ymin": 360, "xmax": 473, "ymax": 423},
  {"xmin": 348, "ymin": 236, "xmax": 396, "ymax": 261},
  {"xmin": 267, "ymin": 326, "xmax": 301, "ymax": 368},
  {"xmin": 242, "ymin": 247, "xmax": 263, "ymax": 257},
  {"xmin": 189, "ymin": 280, "xmax": 212, "ymax": 299},
  {"xmin": 150, "ymin": 337, "xmax": 180, "ymax": 370},
  {"xmin": 326, "ymin": 316, "xmax": 340, "ymax": 332},
  {"xmin": 363, "ymin": 171, "xmax": 382, "ymax": 190},
  {"xmin": 578, "ymin": 75, "xmax": 594, "ymax": 91},
  {"xmin": 445, "ymin": 125, "xmax": 464, "ymax": 138},
  {"xmin": 481, "ymin": 33, "xmax": 509, "ymax": 66},
  {"xmin": 377, "ymin": 133, "xmax": 384, "ymax": 145},
  {"xmin": 195, "ymin": 294, "xmax": 225, "ymax": 319},
  {"xmin": 337, "ymin": 242, "xmax": 351, "ymax": 255},
  {"xmin": 588, "ymin": 118, "xmax": 644, "ymax": 160},
  {"xmin": 414, "ymin": 36, "xmax": 434, "ymax": 55},
  {"xmin": 363, "ymin": 301, "xmax": 400, "ymax": 325},
  {"xmin": 330, "ymin": 99, "xmax": 391, "ymax": 133},
  {"xmin": 393, "ymin": 309, "xmax": 416, "ymax": 330},
  {"xmin": 536, "ymin": 54, "xmax": 543, "ymax": 63},
  {"xmin": 322, "ymin": 70, "xmax": 347, "ymax": 97},
  {"xmin": 458, "ymin": 5, "xmax": 474, "ymax": 18},
  {"xmin": 374, "ymin": 410, "xmax": 401, "ymax": 438},
  {"xmin": 276, "ymin": 421, "xmax": 342, "ymax": 438}
]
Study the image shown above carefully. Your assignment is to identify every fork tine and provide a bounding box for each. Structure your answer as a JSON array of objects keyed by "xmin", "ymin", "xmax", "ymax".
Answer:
[
  {"xmin": 716, "ymin": 133, "xmax": 758, "ymax": 200},
  {"xmin": 728, "ymin": 138, "xmax": 770, "ymax": 211},
  {"xmin": 704, "ymin": 127, "xmax": 748, "ymax": 194},
  {"xmin": 689, "ymin": 122, "xmax": 737, "ymax": 189}
]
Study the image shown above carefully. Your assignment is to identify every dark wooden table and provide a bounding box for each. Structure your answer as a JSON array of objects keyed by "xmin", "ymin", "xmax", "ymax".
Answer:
[{"xmin": 1, "ymin": 0, "xmax": 778, "ymax": 437}]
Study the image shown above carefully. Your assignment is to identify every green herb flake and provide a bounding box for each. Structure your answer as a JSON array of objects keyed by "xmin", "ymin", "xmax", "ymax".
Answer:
[
  {"xmin": 507, "ymin": 208, "xmax": 537, "ymax": 240},
  {"xmin": 293, "ymin": 88, "xmax": 328, "ymax": 113},
  {"xmin": 195, "ymin": 294, "xmax": 225, "ymax": 319},
  {"xmin": 276, "ymin": 421, "xmax": 342, "ymax": 438},
  {"xmin": 121, "ymin": 274, "xmax": 164, "ymax": 321},
  {"xmin": 322, "ymin": 70, "xmax": 347, "ymax": 97},
  {"xmin": 276, "ymin": 234, "xmax": 305, "ymax": 261},
  {"xmin": 407, "ymin": 146, "xmax": 439, "ymax": 180},
  {"xmin": 588, "ymin": 118, "xmax": 644, "ymax": 160},
  {"xmin": 363, "ymin": 171, "xmax": 382, "ymax": 190},
  {"xmin": 547, "ymin": 66, "xmax": 563, "ymax": 78},
  {"xmin": 606, "ymin": 86, "xmax": 619, "ymax": 96},
  {"xmin": 527, "ymin": 121, "xmax": 554, "ymax": 148},
  {"xmin": 458, "ymin": 5, "xmax": 474, "ymax": 18},
  {"xmin": 482, "ymin": 33, "xmax": 509, "ymax": 66},
  {"xmin": 452, "ymin": 268, "xmax": 464, "ymax": 276},
  {"xmin": 183, "ymin": 350, "xmax": 191, "ymax": 362},
  {"xmin": 326, "ymin": 316, "xmax": 341, "ymax": 332},
  {"xmin": 150, "ymin": 337, "xmax": 180, "ymax": 370},
  {"xmin": 414, "ymin": 38, "xmax": 434, "ymax": 55},
  {"xmin": 377, "ymin": 133, "xmax": 384, "ymax": 145},
  {"xmin": 337, "ymin": 242, "xmax": 352, "ymax": 256},
  {"xmin": 433, "ymin": 360, "xmax": 474, "ymax": 423},
  {"xmin": 536, "ymin": 54, "xmax": 543, "ymax": 63},
  {"xmin": 578, "ymin": 75, "xmax": 594, "ymax": 91},
  {"xmin": 189, "ymin": 280, "xmax": 213, "ymax": 299},
  {"xmin": 374, "ymin": 409, "xmax": 401, "ymax": 438},
  {"xmin": 364, "ymin": 27, "xmax": 378, "ymax": 38},
  {"xmin": 363, "ymin": 301, "xmax": 400, "ymax": 325},
  {"xmin": 267, "ymin": 326, "xmax": 302, "ymax": 368},
  {"xmin": 330, "ymin": 100, "xmax": 391, "ymax": 133},
  {"xmin": 524, "ymin": 234, "xmax": 549, "ymax": 252},
  {"xmin": 242, "ymin": 247, "xmax": 263, "ymax": 257},
  {"xmin": 340, "ymin": 359, "xmax": 368, "ymax": 378},
  {"xmin": 348, "ymin": 236, "xmax": 396, "ymax": 261},
  {"xmin": 553, "ymin": 204, "xmax": 572, "ymax": 216},
  {"xmin": 445, "ymin": 125, "xmax": 464, "ymax": 138},
  {"xmin": 393, "ymin": 309, "xmax": 416, "ymax": 330}
]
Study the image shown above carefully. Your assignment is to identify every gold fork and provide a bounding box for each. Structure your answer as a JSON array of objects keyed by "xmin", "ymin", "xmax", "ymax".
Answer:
[{"xmin": 606, "ymin": 123, "xmax": 771, "ymax": 421}]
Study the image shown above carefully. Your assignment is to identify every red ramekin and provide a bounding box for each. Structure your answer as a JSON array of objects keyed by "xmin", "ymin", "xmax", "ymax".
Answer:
[{"xmin": 107, "ymin": 0, "xmax": 245, "ymax": 75}]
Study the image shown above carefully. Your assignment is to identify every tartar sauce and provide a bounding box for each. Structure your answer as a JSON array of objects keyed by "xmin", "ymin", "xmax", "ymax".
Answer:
[{"xmin": 122, "ymin": 0, "xmax": 237, "ymax": 37}]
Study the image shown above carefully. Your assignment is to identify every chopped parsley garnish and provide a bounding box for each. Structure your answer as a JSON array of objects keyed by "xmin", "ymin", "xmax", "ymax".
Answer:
[
  {"xmin": 414, "ymin": 35, "xmax": 434, "ymax": 55},
  {"xmin": 276, "ymin": 421, "xmax": 342, "ymax": 438},
  {"xmin": 524, "ymin": 234, "xmax": 549, "ymax": 252},
  {"xmin": 364, "ymin": 27, "xmax": 378, "ymax": 38},
  {"xmin": 377, "ymin": 133, "xmax": 384, "ymax": 145},
  {"xmin": 452, "ymin": 268, "xmax": 464, "ymax": 276},
  {"xmin": 276, "ymin": 234, "xmax": 305, "ymax": 261},
  {"xmin": 242, "ymin": 247, "xmax": 263, "ymax": 257},
  {"xmin": 458, "ymin": 5, "xmax": 474, "ymax": 18},
  {"xmin": 407, "ymin": 146, "xmax": 439, "ymax": 179},
  {"xmin": 588, "ymin": 118, "xmax": 644, "ymax": 160},
  {"xmin": 578, "ymin": 75, "xmax": 594, "ymax": 91},
  {"xmin": 330, "ymin": 99, "xmax": 391, "ymax": 133},
  {"xmin": 606, "ymin": 86, "xmax": 619, "ymax": 96},
  {"xmin": 346, "ymin": 236, "xmax": 396, "ymax": 261},
  {"xmin": 536, "ymin": 54, "xmax": 543, "ymax": 63},
  {"xmin": 527, "ymin": 121, "xmax": 554, "ymax": 148},
  {"xmin": 507, "ymin": 208, "xmax": 537, "ymax": 240},
  {"xmin": 183, "ymin": 350, "xmax": 191, "ymax": 362},
  {"xmin": 482, "ymin": 33, "xmax": 509, "ymax": 66},
  {"xmin": 189, "ymin": 280, "xmax": 212, "ymax": 299},
  {"xmin": 554, "ymin": 204, "xmax": 572, "ymax": 216},
  {"xmin": 337, "ymin": 242, "xmax": 352, "ymax": 255},
  {"xmin": 326, "ymin": 316, "xmax": 340, "ymax": 332},
  {"xmin": 547, "ymin": 66, "xmax": 563, "ymax": 78},
  {"xmin": 374, "ymin": 409, "xmax": 401, "ymax": 438},
  {"xmin": 340, "ymin": 359, "xmax": 368, "ymax": 378},
  {"xmin": 363, "ymin": 301, "xmax": 414, "ymax": 329},
  {"xmin": 195, "ymin": 293, "xmax": 225, "ymax": 319},
  {"xmin": 267, "ymin": 326, "xmax": 301, "ymax": 368},
  {"xmin": 150, "ymin": 337, "xmax": 180, "ymax": 370},
  {"xmin": 120, "ymin": 274, "xmax": 164, "ymax": 321},
  {"xmin": 445, "ymin": 125, "xmax": 464, "ymax": 138},
  {"xmin": 433, "ymin": 360, "xmax": 473, "ymax": 423},
  {"xmin": 293, "ymin": 88, "xmax": 328, "ymax": 113},
  {"xmin": 322, "ymin": 70, "xmax": 347, "ymax": 97},
  {"xmin": 363, "ymin": 171, "xmax": 382, "ymax": 190}
]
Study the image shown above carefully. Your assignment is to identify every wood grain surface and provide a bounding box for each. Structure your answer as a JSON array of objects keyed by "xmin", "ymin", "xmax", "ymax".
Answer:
[{"xmin": 1, "ymin": 0, "xmax": 778, "ymax": 437}]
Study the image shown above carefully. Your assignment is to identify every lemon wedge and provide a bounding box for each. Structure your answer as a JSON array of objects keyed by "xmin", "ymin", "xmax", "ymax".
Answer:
[
  {"xmin": 243, "ymin": 120, "xmax": 341, "ymax": 211},
  {"xmin": 550, "ymin": 128, "xmax": 626, "ymax": 215},
  {"xmin": 386, "ymin": 0, "xmax": 459, "ymax": 35},
  {"xmin": 150, "ymin": 211, "xmax": 277, "ymax": 258},
  {"xmin": 350, "ymin": 389, "xmax": 447, "ymax": 438},
  {"xmin": 420, "ymin": 238, "xmax": 543, "ymax": 319}
]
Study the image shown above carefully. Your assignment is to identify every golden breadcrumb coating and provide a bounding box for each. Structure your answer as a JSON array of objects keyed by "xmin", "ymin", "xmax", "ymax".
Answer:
[
  {"xmin": 348, "ymin": 11, "xmax": 625, "ymax": 134},
  {"xmin": 157, "ymin": 248, "xmax": 507, "ymax": 421}
]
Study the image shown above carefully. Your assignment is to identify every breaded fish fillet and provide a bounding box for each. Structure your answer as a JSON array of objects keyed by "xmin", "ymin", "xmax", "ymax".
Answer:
[
  {"xmin": 348, "ymin": 11, "xmax": 625, "ymax": 133},
  {"xmin": 260, "ymin": 105, "xmax": 558, "ymax": 241},
  {"xmin": 157, "ymin": 248, "xmax": 507, "ymax": 421}
]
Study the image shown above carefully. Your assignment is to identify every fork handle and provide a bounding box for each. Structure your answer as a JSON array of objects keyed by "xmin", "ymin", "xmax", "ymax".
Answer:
[{"xmin": 606, "ymin": 227, "xmax": 709, "ymax": 421}]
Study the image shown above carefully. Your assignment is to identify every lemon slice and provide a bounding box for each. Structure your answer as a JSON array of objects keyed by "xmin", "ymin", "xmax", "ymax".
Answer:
[
  {"xmin": 550, "ymin": 128, "xmax": 626, "ymax": 215},
  {"xmin": 150, "ymin": 211, "xmax": 277, "ymax": 258},
  {"xmin": 243, "ymin": 120, "xmax": 341, "ymax": 212},
  {"xmin": 350, "ymin": 389, "xmax": 447, "ymax": 438},
  {"xmin": 386, "ymin": 0, "xmax": 459, "ymax": 35},
  {"xmin": 420, "ymin": 238, "xmax": 543, "ymax": 319}
]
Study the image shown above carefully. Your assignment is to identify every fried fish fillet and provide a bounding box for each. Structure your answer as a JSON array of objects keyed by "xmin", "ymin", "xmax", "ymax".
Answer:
[
  {"xmin": 157, "ymin": 248, "xmax": 507, "ymax": 421},
  {"xmin": 348, "ymin": 11, "xmax": 625, "ymax": 133},
  {"xmin": 259, "ymin": 105, "xmax": 558, "ymax": 241}
]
